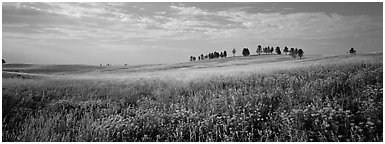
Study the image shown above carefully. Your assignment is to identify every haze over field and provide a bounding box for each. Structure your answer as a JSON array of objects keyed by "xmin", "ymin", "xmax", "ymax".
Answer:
[{"xmin": 2, "ymin": 2, "xmax": 383, "ymax": 65}]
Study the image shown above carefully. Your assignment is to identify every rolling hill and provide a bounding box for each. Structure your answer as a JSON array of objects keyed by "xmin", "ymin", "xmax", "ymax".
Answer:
[{"xmin": 2, "ymin": 52, "xmax": 382, "ymax": 80}]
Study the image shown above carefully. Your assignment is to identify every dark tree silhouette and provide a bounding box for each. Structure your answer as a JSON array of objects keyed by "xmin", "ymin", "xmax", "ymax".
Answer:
[
  {"xmin": 224, "ymin": 51, "xmax": 227, "ymax": 57},
  {"xmin": 220, "ymin": 52, "xmax": 224, "ymax": 58},
  {"xmin": 201, "ymin": 54, "xmax": 204, "ymax": 60},
  {"xmin": 214, "ymin": 52, "xmax": 219, "ymax": 58},
  {"xmin": 275, "ymin": 46, "xmax": 281, "ymax": 55},
  {"xmin": 289, "ymin": 48, "xmax": 295, "ymax": 58},
  {"xmin": 242, "ymin": 48, "xmax": 250, "ymax": 56},
  {"xmin": 257, "ymin": 45, "xmax": 262, "ymax": 55},
  {"xmin": 198, "ymin": 56, "xmax": 201, "ymax": 60},
  {"xmin": 232, "ymin": 48, "xmax": 236, "ymax": 57},
  {"xmin": 349, "ymin": 48, "xmax": 356, "ymax": 54},
  {"xmin": 298, "ymin": 49, "xmax": 304, "ymax": 59},
  {"xmin": 270, "ymin": 47, "xmax": 274, "ymax": 54},
  {"xmin": 283, "ymin": 46, "xmax": 289, "ymax": 55},
  {"xmin": 2, "ymin": 59, "xmax": 6, "ymax": 64}
]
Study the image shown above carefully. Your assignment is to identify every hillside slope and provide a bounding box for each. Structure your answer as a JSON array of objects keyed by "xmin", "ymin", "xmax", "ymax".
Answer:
[{"xmin": 2, "ymin": 53, "xmax": 382, "ymax": 80}]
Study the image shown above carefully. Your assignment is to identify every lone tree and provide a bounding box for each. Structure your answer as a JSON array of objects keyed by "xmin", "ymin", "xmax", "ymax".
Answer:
[
  {"xmin": 232, "ymin": 48, "xmax": 236, "ymax": 57},
  {"xmin": 275, "ymin": 46, "xmax": 281, "ymax": 55},
  {"xmin": 283, "ymin": 46, "xmax": 289, "ymax": 55},
  {"xmin": 257, "ymin": 45, "xmax": 262, "ymax": 55},
  {"xmin": 298, "ymin": 49, "xmax": 304, "ymax": 59},
  {"xmin": 2, "ymin": 59, "xmax": 5, "ymax": 64},
  {"xmin": 349, "ymin": 48, "xmax": 356, "ymax": 54},
  {"xmin": 242, "ymin": 47, "xmax": 250, "ymax": 56}
]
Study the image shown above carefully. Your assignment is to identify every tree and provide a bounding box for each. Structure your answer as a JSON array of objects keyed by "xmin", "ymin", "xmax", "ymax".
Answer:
[
  {"xmin": 263, "ymin": 47, "xmax": 268, "ymax": 54},
  {"xmin": 349, "ymin": 48, "xmax": 356, "ymax": 54},
  {"xmin": 190, "ymin": 56, "xmax": 193, "ymax": 61},
  {"xmin": 2, "ymin": 59, "xmax": 5, "ymax": 64},
  {"xmin": 201, "ymin": 54, "xmax": 204, "ymax": 60},
  {"xmin": 289, "ymin": 48, "xmax": 295, "ymax": 58},
  {"xmin": 275, "ymin": 46, "xmax": 281, "ymax": 55},
  {"xmin": 267, "ymin": 46, "xmax": 270, "ymax": 54},
  {"xmin": 224, "ymin": 51, "xmax": 227, "ymax": 57},
  {"xmin": 214, "ymin": 52, "xmax": 219, "ymax": 58},
  {"xmin": 232, "ymin": 48, "xmax": 236, "ymax": 57},
  {"xmin": 257, "ymin": 45, "xmax": 262, "ymax": 55},
  {"xmin": 283, "ymin": 46, "xmax": 289, "ymax": 55},
  {"xmin": 270, "ymin": 47, "xmax": 274, "ymax": 54},
  {"xmin": 242, "ymin": 47, "xmax": 250, "ymax": 56},
  {"xmin": 198, "ymin": 56, "xmax": 201, "ymax": 60},
  {"xmin": 298, "ymin": 49, "xmax": 304, "ymax": 59}
]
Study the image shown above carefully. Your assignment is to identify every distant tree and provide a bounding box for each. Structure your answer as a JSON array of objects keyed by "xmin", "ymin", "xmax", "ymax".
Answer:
[
  {"xmin": 201, "ymin": 54, "xmax": 204, "ymax": 60},
  {"xmin": 193, "ymin": 57, "xmax": 196, "ymax": 61},
  {"xmin": 275, "ymin": 46, "xmax": 281, "ymax": 55},
  {"xmin": 242, "ymin": 47, "xmax": 250, "ymax": 56},
  {"xmin": 283, "ymin": 46, "xmax": 289, "ymax": 55},
  {"xmin": 257, "ymin": 45, "xmax": 262, "ymax": 55},
  {"xmin": 2, "ymin": 59, "xmax": 6, "ymax": 64},
  {"xmin": 232, "ymin": 48, "xmax": 236, "ymax": 57},
  {"xmin": 267, "ymin": 46, "xmax": 270, "ymax": 54},
  {"xmin": 263, "ymin": 47, "xmax": 267, "ymax": 54},
  {"xmin": 220, "ymin": 52, "xmax": 224, "ymax": 58},
  {"xmin": 270, "ymin": 47, "xmax": 274, "ymax": 54},
  {"xmin": 298, "ymin": 49, "xmax": 304, "ymax": 59},
  {"xmin": 224, "ymin": 51, "xmax": 227, "ymax": 57},
  {"xmin": 100, "ymin": 64, "xmax": 102, "ymax": 66},
  {"xmin": 198, "ymin": 56, "xmax": 201, "ymax": 60},
  {"xmin": 349, "ymin": 48, "xmax": 356, "ymax": 54},
  {"xmin": 289, "ymin": 48, "xmax": 295, "ymax": 58},
  {"xmin": 214, "ymin": 52, "xmax": 219, "ymax": 58},
  {"xmin": 294, "ymin": 48, "xmax": 298, "ymax": 58},
  {"xmin": 190, "ymin": 56, "xmax": 193, "ymax": 61}
]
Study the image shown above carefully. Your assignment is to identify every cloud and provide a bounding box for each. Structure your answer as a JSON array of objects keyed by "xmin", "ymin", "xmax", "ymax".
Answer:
[{"xmin": 4, "ymin": 2, "xmax": 382, "ymax": 46}]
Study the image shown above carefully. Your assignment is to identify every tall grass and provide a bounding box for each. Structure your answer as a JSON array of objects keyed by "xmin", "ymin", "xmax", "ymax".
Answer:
[{"xmin": 2, "ymin": 62, "xmax": 382, "ymax": 142}]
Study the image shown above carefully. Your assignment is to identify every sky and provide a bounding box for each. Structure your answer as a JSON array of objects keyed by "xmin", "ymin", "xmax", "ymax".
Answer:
[{"xmin": 2, "ymin": 2, "xmax": 383, "ymax": 65}]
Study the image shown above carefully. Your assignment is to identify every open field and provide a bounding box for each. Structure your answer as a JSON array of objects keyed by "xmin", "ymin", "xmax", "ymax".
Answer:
[{"xmin": 2, "ymin": 53, "xmax": 383, "ymax": 142}]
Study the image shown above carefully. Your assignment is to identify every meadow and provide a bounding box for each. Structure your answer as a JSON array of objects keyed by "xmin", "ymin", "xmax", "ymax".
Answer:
[{"xmin": 2, "ymin": 54, "xmax": 383, "ymax": 142}]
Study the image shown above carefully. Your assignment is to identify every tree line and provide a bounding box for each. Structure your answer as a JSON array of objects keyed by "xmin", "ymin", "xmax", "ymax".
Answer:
[
  {"xmin": 190, "ymin": 51, "xmax": 228, "ymax": 61},
  {"xmin": 190, "ymin": 45, "xmax": 305, "ymax": 61}
]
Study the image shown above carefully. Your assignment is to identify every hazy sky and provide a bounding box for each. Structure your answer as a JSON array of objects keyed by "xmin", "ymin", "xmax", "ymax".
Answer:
[{"xmin": 2, "ymin": 2, "xmax": 383, "ymax": 65}]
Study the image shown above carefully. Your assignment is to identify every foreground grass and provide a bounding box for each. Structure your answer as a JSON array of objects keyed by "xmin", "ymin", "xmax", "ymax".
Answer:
[{"xmin": 2, "ymin": 62, "xmax": 383, "ymax": 142}]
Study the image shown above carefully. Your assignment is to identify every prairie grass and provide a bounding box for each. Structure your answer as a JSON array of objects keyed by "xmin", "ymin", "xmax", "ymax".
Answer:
[{"xmin": 2, "ymin": 62, "xmax": 382, "ymax": 142}]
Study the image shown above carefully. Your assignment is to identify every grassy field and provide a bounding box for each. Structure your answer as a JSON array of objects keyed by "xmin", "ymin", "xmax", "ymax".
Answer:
[{"xmin": 2, "ymin": 53, "xmax": 383, "ymax": 142}]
